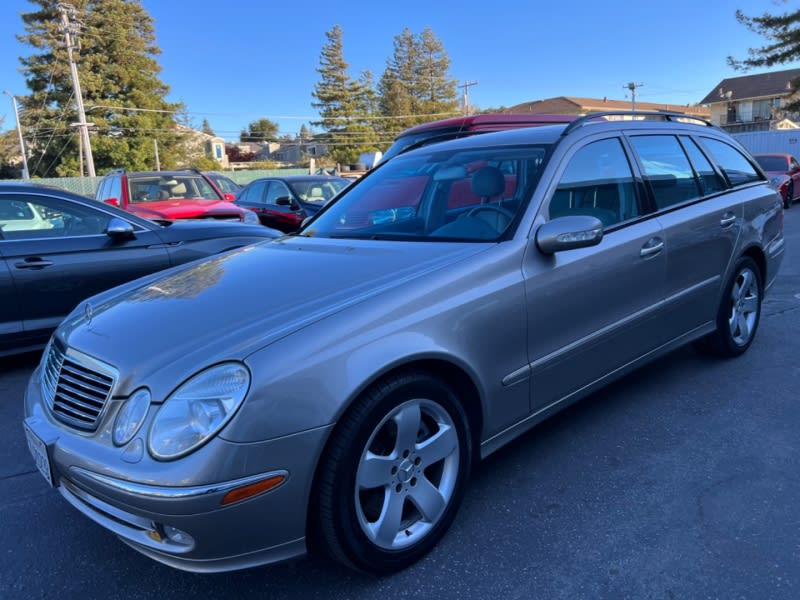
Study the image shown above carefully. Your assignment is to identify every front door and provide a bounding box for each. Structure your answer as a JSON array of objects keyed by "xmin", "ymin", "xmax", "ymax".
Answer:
[
  {"xmin": 1, "ymin": 192, "xmax": 170, "ymax": 337},
  {"xmin": 523, "ymin": 136, "xmax": 666, "ymax": 413}
]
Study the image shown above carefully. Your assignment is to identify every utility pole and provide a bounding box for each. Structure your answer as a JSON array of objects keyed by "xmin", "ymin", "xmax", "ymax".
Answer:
[
  {"xmin": 58, "ymin": 3, "xmax": 95, "ymax": 177},
  {"xmin": 153, "ymin": 138, "xmax": 160, "ymax": 171},
  {"xmin": 458, "ymin": 80, "xmax": 478, "ymax": 116},
  {"xmin": 3, "ymin": 91, "xmax": 30, "ymax": 179},
  {"xmin": 624, "ymin": 82, "xmax": 644, "ymax": 113}
]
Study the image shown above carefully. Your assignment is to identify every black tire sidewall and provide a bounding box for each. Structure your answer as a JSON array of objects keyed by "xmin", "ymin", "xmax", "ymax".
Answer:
[
  {"xmin": 715, "ymin": 256, "xmax": 763, "ymax": 357},
  {"xmin": 319, "ymin": 373, "xmax": 472, "ymax": 574}
]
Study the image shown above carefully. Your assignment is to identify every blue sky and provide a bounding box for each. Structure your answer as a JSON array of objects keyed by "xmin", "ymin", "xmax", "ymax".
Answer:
[{"xmin": 1, "ymin": 0, "xmax": 798, "ymax": 142}]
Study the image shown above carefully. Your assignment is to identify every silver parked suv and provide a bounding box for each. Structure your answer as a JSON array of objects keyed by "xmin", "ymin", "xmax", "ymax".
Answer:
[{"xmin": 24, "ymin": 112, "xmax": 784, "ymax": 575}]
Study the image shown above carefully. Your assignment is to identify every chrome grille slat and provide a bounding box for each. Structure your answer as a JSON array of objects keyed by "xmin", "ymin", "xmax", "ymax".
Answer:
[
  {"xmin": 60, "ymin": 361, "xmax": 114, "ymax": 388},
  {"xmin": 57, "ymin": 371, "xmax": 111, "ymax": 397},
  {"xmin": 40, "ymin": 342, "xmax": 118, "ymax": 431},
  {"xmin": 53, "ymin": 389, "xmax": 104, "ymax": 413},
  {"xmin": 53, "ymin": 404, "xmax": 95, "ymax": 423}
]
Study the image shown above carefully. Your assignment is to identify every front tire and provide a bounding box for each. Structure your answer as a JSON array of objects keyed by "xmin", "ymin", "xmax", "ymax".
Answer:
[
  {"xmin": 697, "ymin": 257, "xmax": 762, "ymax": 357},
  {"xmin": 313, "ymin": 371, "xmax": 472, "ymax": 574},
  {"xmin": 785, "ymin": 182, "xmax": 793, "ymax": 209}
]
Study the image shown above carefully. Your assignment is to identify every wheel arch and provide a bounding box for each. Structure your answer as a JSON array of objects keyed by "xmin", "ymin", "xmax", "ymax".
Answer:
[
  {"xmin": 304, "ymin": 356, "xmax": 484, "ymax": 552},
  {"xmin": 740, "ymin": 244, "xmax": 766, "ymax": 289}
]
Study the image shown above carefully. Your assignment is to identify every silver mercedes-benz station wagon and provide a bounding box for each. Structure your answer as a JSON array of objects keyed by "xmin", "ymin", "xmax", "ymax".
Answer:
[{"xmin": 24, "ymin": 112, "xmax": 784, "ymax": 575}]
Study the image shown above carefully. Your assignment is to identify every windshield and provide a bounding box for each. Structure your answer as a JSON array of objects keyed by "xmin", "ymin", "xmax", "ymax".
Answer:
[
  {"xmin": 300, "ymin": 144, "xmax": 550, "ymax": 242},
  {"xmin": 754, "ymin": 155, "xmax": 788, "ymax": 172},
  {"xmin": 290, "ymin": 178, "xmax": 349, "ymax": 203},
  {"xmin": 128, "ymin": 175, "xmax": 221, "ymax": 202}
]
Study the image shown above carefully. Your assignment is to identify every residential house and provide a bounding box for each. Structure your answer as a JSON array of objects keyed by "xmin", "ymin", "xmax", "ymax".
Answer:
[
  {"xmin": 699, "ymin": 68, "xmax": 800, "ymax": 132},
  {"xmin": 270, "ymin": 137, "xmax": 329, "ymax": 164},
  {"xmin": 506, "ymin": 96, "xmax": 710, "ymax": 118},
  {"xmin": 177, "ymin": 125, "xmax": 230, "ymax": 168}
]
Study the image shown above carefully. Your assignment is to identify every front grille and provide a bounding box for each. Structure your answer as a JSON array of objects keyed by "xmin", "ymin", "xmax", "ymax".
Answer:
[{"xmin": 41, "ymin": 341, "xmax": 118, "ymax": 431}]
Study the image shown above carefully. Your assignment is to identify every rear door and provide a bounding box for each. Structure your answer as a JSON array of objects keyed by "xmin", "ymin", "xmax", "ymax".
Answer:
[
  {"xmin": 1, "ymin": 192, "xmax": 170, "ymax": 337},
  {"xmin": 627, "ymin": 133, "xmax": 746, "ymax": 338},
  {"xmin": 235, "ymin": 179, "xmax": 269, "ymax": 223}
]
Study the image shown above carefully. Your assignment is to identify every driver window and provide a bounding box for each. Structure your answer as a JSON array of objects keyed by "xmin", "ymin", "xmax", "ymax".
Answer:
[
  {"xmin": 549, "ymin": 138, "xmax": 638, "ymax": 227},
  {"xmin": 0, "ymin": 195, "xmax": 110, "ymax": 239},
  {"xmin": 266, "ymin": 181, "xmax": 292, "ymax": 205}
]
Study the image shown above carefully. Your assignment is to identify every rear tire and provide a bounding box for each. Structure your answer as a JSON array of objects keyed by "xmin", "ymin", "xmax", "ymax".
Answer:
[
  {"xmin": 312, "ymin": 371, "xmax": 472, "ymax": 574},
  {"xmin": 786, "ymin": 182, "xmax": 794, "ymax": 209},
  {"xmin": 696, "ymin": 257, "xmax": 762, "ymax": 357}
]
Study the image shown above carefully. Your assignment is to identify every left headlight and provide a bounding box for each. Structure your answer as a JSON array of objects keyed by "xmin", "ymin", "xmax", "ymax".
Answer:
[
  {"xmin": 148, "ymin": 362, "xmax": 250, "ymax": 460},
  {"xmin": 242, "ymin": 209, "xmax": 259, "ymax": 225}
]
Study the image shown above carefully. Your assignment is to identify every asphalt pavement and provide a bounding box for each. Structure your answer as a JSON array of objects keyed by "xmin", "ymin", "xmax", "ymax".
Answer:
[{"xmin": 1, "ymin": 208, "xmax": 799, "ymax": 599}]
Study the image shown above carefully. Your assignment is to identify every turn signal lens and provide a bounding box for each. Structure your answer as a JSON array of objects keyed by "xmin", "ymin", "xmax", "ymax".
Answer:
[{"xmin": 221, "ymin": 475, "xmax": 286, "ymax": 506}]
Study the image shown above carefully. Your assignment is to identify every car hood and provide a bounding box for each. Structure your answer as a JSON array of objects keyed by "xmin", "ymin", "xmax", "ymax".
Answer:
[
  {"xmin": 58, "ymin": 237, "xmax": 490, "ymax": 394},
  {"xmin": 130, "ymin": 199, "xmax": 242, "ymax": 220}
]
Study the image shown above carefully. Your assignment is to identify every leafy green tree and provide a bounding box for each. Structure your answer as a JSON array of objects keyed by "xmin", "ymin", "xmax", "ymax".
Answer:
[
  {"xmin": 729, "ymin": 7, "xmax": 800, "ymax": 110},
  {"xmin": 17, "ymin": 0, "xmax": 182, "ymax": 176},
  {"xmin": 201, "ymin": 118, "xmax": 215, "ymax": 136},
  {"xmin": 239, "ymin": 117, "xmax": 279, "ymax": 142},
  {"xmin": 311, "ymin": 25, "xmax": 379, "ymax": 164}
]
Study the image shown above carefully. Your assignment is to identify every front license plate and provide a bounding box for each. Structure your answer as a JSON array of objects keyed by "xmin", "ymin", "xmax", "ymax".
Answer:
[{"xmin": 24, "ymin": 422, "xmax": 54, "ymax": 488}]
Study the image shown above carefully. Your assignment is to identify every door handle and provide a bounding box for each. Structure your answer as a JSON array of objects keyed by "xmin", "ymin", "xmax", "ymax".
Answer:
[
  {"xmin": 640, "ymin": 237, "xmax": 664, "ymax": 258},
  {"xmin": 720, "ymin": 213, "xmax": 736, "ymax": 227},
  {"xmin": 14, "ymin": 258, "xmax": 54, "ymax": 270}
]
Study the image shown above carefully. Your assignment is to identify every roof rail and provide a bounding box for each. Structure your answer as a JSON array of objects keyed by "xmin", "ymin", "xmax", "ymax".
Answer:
[{"xmin": 561, "ymin": 110, "xmax": 714, "ymax": 137}]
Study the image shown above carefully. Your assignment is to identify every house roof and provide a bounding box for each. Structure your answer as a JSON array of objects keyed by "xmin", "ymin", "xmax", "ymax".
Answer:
[
  {"xmin": 699, "ymin": 68, "xmax": 800, "ymax": 105},
  {"xmin": 507, "ymin": 96, "xmax": 709, "ymax": 117}
]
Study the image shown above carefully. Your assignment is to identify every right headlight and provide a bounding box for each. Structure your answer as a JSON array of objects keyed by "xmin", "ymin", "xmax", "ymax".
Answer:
[{"xmin": 148, "ymin": 362, "xmax": 250, "ymax": 460}]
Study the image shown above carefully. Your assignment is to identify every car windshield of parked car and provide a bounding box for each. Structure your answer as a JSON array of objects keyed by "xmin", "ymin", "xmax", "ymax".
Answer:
[
  {"xmin": 754, "ymin": 155, "xmax": 788, "ymax": 172},
  {"xmin": 300, "ymin": 145, "xmax": 550, "ymax": 241},
  {"xmin": 290, "ymin": 179, "xmax": 349, "ymax": 203},
  {"xmin": 128, "ymin": 175, "xmax": 220, "ymax": 202}
]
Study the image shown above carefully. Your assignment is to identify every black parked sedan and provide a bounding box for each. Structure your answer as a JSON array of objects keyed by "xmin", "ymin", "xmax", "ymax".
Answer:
[
  {"xmin": 0, "ymin": 183, "xmax": 280, "ymax": 356},
  {"xmin": 234, "ymin": 175, "xmax": 350, "ymax": 233}
]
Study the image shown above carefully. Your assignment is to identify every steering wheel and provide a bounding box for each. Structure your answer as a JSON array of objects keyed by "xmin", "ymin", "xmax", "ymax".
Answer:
[{"xmin": 466, "ymin": 205, "xmax": 515, "ymax": 231}]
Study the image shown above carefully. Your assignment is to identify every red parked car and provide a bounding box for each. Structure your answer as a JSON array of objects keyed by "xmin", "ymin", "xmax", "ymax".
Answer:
[
  {"xmin": 95, "ymin": 170, "xmax": 260, "ymax": 224},
  {"xmin": 753, "ymin": 153, "xmax": 800, "ymax": 208}
]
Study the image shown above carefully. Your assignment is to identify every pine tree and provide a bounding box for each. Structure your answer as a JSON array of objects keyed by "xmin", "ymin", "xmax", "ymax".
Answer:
[
  {"xmin": 311, "ymin": 25, "xmax": 378, "ymax": 165},
  {"xmin": 417, "ymin": 28, "xmax": 458, "ymax": 116},
  {"xmin": 377, "ymin": 27, "xmax": 458, "ymax": 142},
  {"xmin": 17, "ymin": 0, "xmax": 182, "ymax": 177},
  {"xmin": 201, "ymin": 118, "xmax": 215, "ymax": 136},
  {"xmin": 729, "ymin": 7, "xmax": 800, "ymax": 110}
]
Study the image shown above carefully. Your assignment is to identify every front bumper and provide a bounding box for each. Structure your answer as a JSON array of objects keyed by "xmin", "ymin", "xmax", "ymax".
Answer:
[{"xmin": 23, "ymin": 366, "xmax": 333, "ymax": 573}]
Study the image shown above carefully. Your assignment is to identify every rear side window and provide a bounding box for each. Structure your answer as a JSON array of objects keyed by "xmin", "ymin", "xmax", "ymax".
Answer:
[
  {"xmin": 680, "ymin": 136, "xmax": 727, "ymax": 195},
  {"xmin": 549, "ymin": 138, "xmax": 639, "ymax": 227},
  {"xmin": 700, "ymin": 138, "xmax": 762, "ymax": 187},
  {"xmin": 239, "ymin": 180, "xmax": 267, "ymax": 204},
  {"xmin": 108, "ymin": 176, "xmax": 122, "ymax": 202},
  {"xmin": 629, "ymin": 135, "xmax": 700, "ymax": 209}
]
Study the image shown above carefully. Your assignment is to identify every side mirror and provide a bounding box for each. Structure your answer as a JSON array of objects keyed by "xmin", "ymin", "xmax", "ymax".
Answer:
[
  {"xmin": 106, "ymin": 217, "xmax": 135, "ymax": 239},
  {"xmin": 103, "ymin": 197, "xmax": 120, "ymax": 207},
  {"xmin": 223, "ymin": 192, "xmax": 236, "ymax": 202},
  {"xmin": 275, "ymin": 196, "xmax": 292, "ymax": 206},
  {"xmin": 536, "ymin": 215, "xmax": 604, "ymax": 255}
]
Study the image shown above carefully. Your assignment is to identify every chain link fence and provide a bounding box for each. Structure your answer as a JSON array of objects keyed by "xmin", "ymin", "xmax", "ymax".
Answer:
[{"xmin": 4, "ymin": 169, "xmax": 309, "ymax": 198}]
